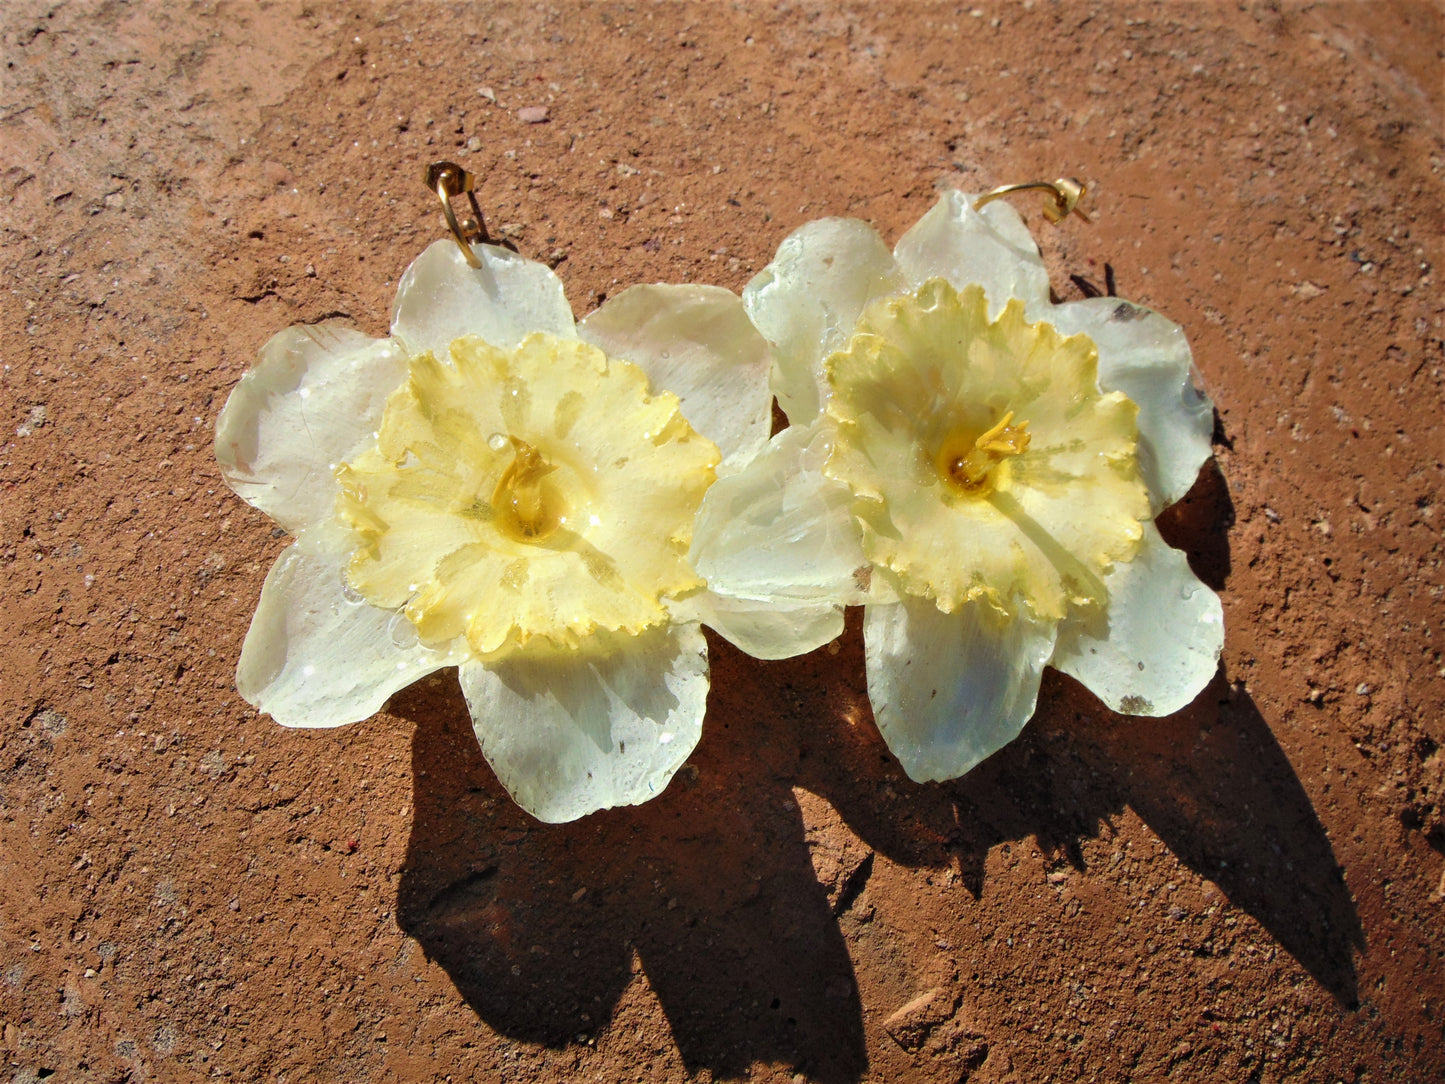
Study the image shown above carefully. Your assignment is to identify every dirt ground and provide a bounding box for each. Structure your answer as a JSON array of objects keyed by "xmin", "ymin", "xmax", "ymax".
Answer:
[{"xmin": 2, "ymin": 1, "xmax": 1442, "ymax": 1081}]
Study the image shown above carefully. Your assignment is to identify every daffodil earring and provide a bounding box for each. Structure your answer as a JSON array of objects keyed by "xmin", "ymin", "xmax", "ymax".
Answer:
[
  {"xmin": 699, "ymin": 178, "xmax": 1224, "ymax": 783},
  {"xmin": 215, "ymin": 162, "xmax": 844, "ymax": 822}
]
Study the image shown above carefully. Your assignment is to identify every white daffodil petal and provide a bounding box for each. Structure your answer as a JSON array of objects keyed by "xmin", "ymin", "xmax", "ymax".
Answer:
[
  {"xmin": 893, "ymin": 190, "xmax": 1051, "ymax": 318},
  {"xmin": 674, "ymin": 591, "xmax": 844, "ymax": 661},
  {"xmin": 1051, "ymin": 521, "xmax": 1223, "ymax": 717},
  {"xmin": 864, "ymin": 593, "xmax": 1058, "ymax": 783},
  {"xmin": 237, "ymin": 539, "xmax": 461, "ymax": 729},
  {"xmin": 577, "ymin": 284, "xmax": 773, "ymax": 473},
  {"xmin": 458, "ymin": 623, "xmax": 710, "ymax": 823},
  {"xmin": 1043, "ymin": 298, "xmax": 1215, "ymax": 511},
  {"xmin": 691, "ymin": 424, "xmax": 867, "ymax": 607},
  {"xmin": 390, "ymin": 239, "xmax": 576, "ymax": 359},
  {"xmin": 215, "ymin": 324, "xmax": 408, "ymax": 534},
  {"xmin": 742, "ymin": 218, "xmax": 904, "ymax": 426}
]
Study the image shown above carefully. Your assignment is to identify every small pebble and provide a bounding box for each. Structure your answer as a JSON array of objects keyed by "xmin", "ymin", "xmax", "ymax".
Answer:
[{"xmin": 517, "ymin": 106, "xmax": 549, "ymax": 124}]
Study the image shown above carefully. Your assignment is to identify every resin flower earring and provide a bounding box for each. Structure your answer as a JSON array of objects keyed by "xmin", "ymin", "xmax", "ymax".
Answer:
[
  {"xmin": 215, "ymin": 162, "xmax": 842, "ymax": 822},
  {"xmin": 699, "ymin": 180, "xmax": 1224, "ymax": 783}
]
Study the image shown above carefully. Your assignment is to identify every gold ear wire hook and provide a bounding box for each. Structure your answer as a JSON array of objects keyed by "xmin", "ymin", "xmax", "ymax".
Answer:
[
  {"xmin": 974, "ymin": 178, "xmax": 1090, "ymax": 224},
  {"xmin": 425, "ymin": 161, "xmax": 491, "ymax": 268}
]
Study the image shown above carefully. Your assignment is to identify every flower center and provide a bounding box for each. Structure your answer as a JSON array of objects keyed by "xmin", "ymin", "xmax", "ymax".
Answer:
[
  {"xmin": 335, "ymin": 333, "xmax": 719, "ymax": 661},
  {"xmin": 935, "ymin": 410, "xmax": 1031, "ymax": 495},
  {"xmin": 491, "ymin": 436, "xmax": 564, "ymax": 542},
  {"xmin": 824, "ymin": 280, "xmax": 1149, "ymax": 620}
]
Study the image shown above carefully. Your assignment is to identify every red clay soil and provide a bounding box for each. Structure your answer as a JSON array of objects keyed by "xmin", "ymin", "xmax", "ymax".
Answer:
[{"xmin": 2, "ymin": 2, "xmax": 1442, "ymax": 1081}]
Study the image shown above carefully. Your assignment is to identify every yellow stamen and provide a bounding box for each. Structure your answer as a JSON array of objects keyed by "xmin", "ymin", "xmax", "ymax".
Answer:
[
  {"xmin": 492, "ymin": 436, "xmax": 562, "ymax": 540},
  {"xmin": 940, "ymin": 410, "xmax": 1031, "ymax": 493}
]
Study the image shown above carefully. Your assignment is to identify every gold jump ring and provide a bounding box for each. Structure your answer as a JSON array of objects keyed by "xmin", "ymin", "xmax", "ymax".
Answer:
[
  {"xmin": 974, "ymin": 178, "xmax": 1089, "ymax": 224},
  {"xmin": 425, "ymin": 161, "xmax": 491, "ymax": 267}
]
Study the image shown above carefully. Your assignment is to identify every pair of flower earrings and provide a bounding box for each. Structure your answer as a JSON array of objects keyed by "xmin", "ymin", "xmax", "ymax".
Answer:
[{"xmin": 215, "ymin": 163, "xmax": 1223, "ymax": 823}]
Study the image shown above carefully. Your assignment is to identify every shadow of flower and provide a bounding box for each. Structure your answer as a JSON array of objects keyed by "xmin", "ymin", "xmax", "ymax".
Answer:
[
  {"xmin": 390, "ymin": 651, "xmax": 869, "ymax": 1083},
  {"xmin": 1092, "ymin": 678, "xmax": 1363, "ymax": 1004},
  {"xmin": 1155, "ymin": 456, "xmax": 1234, "ymax": 590},
  {"xmin": 800, "ymin": 653, "xmax": 1363, "ymax": 1006},
  {"xmin": 390, "ymin": 446, "xmax": 1360, "ymax": 1077}
]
